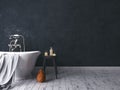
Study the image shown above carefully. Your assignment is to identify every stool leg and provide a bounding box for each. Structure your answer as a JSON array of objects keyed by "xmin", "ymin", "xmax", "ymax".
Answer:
[
  {"xmin": 53, "ymin": 58, "xmax": 57, "ymax": 79},
  {"xmin": 43, "ymin": 58, "xmax": 46, "ymax": 74},
  {"xmin": 55, "ymin": 61, "xmax": 58, "ymax": 74}
]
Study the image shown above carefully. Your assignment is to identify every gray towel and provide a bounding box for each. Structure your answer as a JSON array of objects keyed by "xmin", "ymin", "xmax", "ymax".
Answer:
[{"xmin": 0, "ymin": 54, "xmax": 19, "ymax": 90}]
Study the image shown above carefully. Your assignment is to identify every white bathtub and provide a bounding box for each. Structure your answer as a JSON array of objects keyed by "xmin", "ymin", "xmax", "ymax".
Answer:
[{"xmin": 0, "ymin": 51, "xmax": 40, "ymax": 81}]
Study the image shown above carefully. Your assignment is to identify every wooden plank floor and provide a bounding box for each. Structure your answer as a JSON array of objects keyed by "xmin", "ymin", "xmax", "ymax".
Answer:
[{"xmin": 9, "ymin": 67, "xmax": 120, "ymax": 90}]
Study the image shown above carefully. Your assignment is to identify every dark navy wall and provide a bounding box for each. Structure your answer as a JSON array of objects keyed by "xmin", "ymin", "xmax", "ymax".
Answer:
[{"xmin": 0, "ymin": 0, "xmax": 120, "ymax": 66}]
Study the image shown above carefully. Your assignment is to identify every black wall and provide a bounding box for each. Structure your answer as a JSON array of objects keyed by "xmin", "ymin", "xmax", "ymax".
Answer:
[{"xmin": 0, "ymin": 0, "xmax": 120, "ymax": 66}]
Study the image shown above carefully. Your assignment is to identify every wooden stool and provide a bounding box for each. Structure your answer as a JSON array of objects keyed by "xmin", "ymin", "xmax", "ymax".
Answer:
[{"xmin": 43, "ymin": 56, "xmax": 58, "ymax": 79}]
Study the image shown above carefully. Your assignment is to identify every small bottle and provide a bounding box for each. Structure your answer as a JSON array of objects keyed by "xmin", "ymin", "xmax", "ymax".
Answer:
[
  {"xmin": 49, "ymin": 47, "xmax": 53, "ymax": 56},
  {"xmin": 44, "ymin": 52, "xmax": 48, "ymax": 56},
  {"xmin": 52, "ymin": 53, "xmax": 56, "ymax": 56}
]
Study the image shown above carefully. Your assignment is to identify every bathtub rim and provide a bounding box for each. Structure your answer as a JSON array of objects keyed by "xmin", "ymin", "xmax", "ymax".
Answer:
[{"xmin": 0, "ymin": 51, "xmax": 41, "ymax": 54}]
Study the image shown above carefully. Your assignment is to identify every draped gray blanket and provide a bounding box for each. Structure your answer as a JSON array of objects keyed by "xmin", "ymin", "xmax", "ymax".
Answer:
[{"xmin": 0, "ymin": 54, "xmax": 19, "ymax": 90}]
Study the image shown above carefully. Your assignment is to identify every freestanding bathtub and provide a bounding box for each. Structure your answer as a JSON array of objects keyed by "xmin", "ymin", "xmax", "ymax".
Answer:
[{"xmin": 0, "ymin": 51, "xmax": 40, "ymax": 82}]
